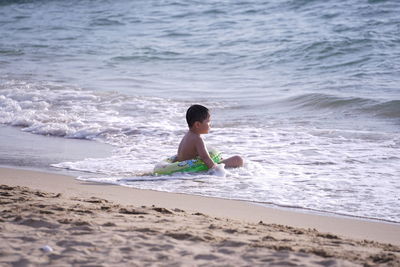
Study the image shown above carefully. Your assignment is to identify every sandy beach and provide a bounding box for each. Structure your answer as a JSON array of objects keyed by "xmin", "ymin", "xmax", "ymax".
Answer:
[{"xmin": 0, "ymin": 167, "xmax": 399, "ymax": 266}]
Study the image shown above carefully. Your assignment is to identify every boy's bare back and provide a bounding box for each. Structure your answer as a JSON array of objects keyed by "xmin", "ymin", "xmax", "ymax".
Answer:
[
  {"xmin": 177, "ymin": 130, "xmax": 215, "ymax": 169},
  {"xmin": 177, "ymin": 131, "xmax": 205, "ymax": 161}
]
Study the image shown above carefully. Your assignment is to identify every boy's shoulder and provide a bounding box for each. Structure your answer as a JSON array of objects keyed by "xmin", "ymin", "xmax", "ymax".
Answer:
[
  {"xmin": 182, "ymin": 131, "xmax": 205, "ymax": 149},
  {"xmin": 186, "ymin": 131, "xmax": 203, "ymax": 141}
]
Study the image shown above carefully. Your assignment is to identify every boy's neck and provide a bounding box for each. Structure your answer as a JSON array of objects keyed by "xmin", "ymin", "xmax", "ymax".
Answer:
[{"xmin": 189, "ymin": 128, "xmax": 201, "ymax": 135}]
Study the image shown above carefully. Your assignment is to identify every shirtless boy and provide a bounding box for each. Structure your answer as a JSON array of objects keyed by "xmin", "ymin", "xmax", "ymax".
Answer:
[{"xmin": 177, "ymin": 104, "xmax": 244, "ymax": 170}]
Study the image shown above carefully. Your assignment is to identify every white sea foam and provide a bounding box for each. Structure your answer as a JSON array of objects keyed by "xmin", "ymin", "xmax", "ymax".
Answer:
[{"xmin": 0, "ymin": 80, "xmax": 183, "ymax": 141}]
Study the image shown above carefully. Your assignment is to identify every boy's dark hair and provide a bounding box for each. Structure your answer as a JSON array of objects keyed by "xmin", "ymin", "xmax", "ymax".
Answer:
[{"xmin": 186, "ymin": 104, "xmax": 210, "ymax": 128}]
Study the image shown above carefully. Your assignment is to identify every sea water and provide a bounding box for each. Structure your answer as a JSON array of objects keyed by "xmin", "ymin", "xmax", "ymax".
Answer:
[{"xmin": 1, "ymin": 0, "xmax": 399, "ymax": 223}]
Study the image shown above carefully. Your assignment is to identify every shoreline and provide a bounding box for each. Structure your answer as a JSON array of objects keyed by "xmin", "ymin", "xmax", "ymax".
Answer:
[
  {"xmin": 2, "ymin": 163, "xmax": 399, "ymax": 226},
  {"xmin": 1, "ymin": 166, "xmax": 399, "ymax": 246},
  {"xmin": 0, "ymin": 125, "xmax": 113, "ymax": 174},
  {"xmin": 252, "ymin": 201, "xmax": 400, "ymax": 226}
]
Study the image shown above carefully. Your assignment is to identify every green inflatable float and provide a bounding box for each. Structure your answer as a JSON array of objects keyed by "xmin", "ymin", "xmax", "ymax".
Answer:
[{"xmin": 153, "ymin": 149, "xmax": 222, "ymax": 175}]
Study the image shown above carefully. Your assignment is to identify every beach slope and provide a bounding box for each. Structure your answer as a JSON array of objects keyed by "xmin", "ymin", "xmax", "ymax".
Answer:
[{"xmin": 1, "ymin": 167, "xmax": 399, "ymax": 266}]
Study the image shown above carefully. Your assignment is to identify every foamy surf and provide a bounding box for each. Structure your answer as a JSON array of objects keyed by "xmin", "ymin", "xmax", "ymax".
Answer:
[{"xmin": 2, "ymin": 78, "xmax": 400, "ymax": 223}]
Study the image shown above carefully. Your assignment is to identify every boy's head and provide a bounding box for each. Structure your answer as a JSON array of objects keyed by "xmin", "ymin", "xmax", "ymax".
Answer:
[{"xmin": 186, "ymin": 104, "xmax": 210, "ymax": 129}]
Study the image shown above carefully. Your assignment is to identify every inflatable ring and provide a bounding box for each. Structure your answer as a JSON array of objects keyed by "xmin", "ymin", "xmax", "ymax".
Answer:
[{"xmin": 153, "ymin": 149, "xmax": 222, "ymax": 175}]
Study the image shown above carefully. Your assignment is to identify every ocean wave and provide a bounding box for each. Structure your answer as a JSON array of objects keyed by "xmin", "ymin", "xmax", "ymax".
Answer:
[
  {"xmin": 0, "ymin": 48, "xmax": 24, "ymax": 56},
  {"xmin": 280, "ymin": 93, "xmax": 400, "ymax": 119},
  {"xmin": 286, "ymin": 93, "xmax": 374, "ymax": 109},
  {"xmin": 365, "ymin": 100, "xmax": 400, "ymax": 119},
  {"xmin": 0, "ymin": 80, "xmax": 184, "ymax": 143},
  {"xmin": 110, "ymin": 47, "xmax": 184, "ymax": 62},
  {"xmin": 0, "ymin": 0, "xmax": 30, "ymax": 7},
  {"xmin": 90, "ymin": 18, "xmax": 125, "ymax": 27}
]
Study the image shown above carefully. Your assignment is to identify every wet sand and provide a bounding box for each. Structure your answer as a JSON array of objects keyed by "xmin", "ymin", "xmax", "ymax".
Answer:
[
  {"xmin": 1, "ymin": 167, "xmax": 399, "ymax": 266},
  {"xmin": 0, "ymin": 125, "xmax": 112, "ymax": 172}
]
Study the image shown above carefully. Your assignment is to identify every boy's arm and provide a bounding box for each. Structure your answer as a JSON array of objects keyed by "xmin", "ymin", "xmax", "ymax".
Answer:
[{"xmin": 195, "ymin": 137, "xmax": 216, "ymax": 169}]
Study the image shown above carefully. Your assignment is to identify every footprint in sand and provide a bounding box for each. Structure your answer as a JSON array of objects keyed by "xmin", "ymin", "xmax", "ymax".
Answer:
[{"xmin": 19, "ymin": 219, "xmax": 59, "ymax": 229}]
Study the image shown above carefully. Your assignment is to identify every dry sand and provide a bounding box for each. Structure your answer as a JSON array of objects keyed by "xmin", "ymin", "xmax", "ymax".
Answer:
[{"xmin": 1, "ymin": 167, "xmax": 400, "ymax": 266}]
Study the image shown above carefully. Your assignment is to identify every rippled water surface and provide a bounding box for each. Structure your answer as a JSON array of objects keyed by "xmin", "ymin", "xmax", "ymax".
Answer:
[{"xmin": 1, "ymin": 0, "xmax": 399, "ymax": 222}]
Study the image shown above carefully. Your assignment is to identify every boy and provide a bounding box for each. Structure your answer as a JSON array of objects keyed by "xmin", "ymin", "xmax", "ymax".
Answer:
[{"xmin": 177, "ymin": 104, "xmax": 244, "ymax": 170}]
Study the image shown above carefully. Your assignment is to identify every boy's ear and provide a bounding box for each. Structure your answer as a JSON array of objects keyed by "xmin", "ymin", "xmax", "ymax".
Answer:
[{"xmin": 193, "ymin": 121, "xmax": 201, "ymax": 129}]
